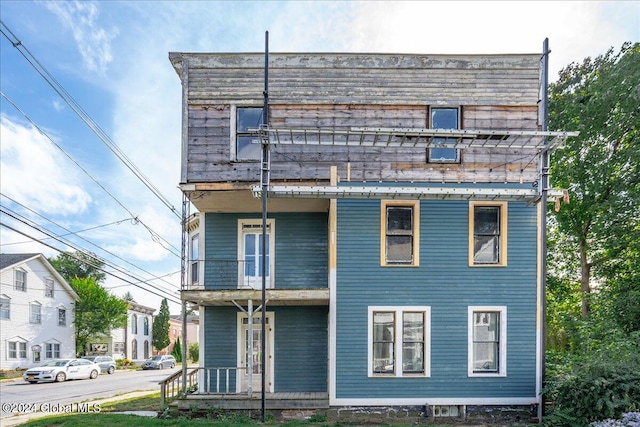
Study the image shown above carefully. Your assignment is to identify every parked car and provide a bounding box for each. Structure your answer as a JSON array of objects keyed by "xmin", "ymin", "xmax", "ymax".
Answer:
[
  {"xmin": 141, "ymin": 354, "xmax": 176, "ymax": 370},
  {"xmin": 82, "ymin": 355, "xmax": 116, "ymax": 374},
  {"xmin": 23, "ymin": 359, "xmax": 101, "ymax": 383}
]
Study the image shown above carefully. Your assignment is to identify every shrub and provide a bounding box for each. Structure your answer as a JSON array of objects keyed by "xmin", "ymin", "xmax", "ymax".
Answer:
[{"xmin": 188, "ymin": 342, "xmax": 199, "ymax": 362}]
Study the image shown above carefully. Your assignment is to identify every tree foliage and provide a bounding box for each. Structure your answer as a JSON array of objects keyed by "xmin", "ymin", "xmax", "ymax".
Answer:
[
  {"xmin": 172, "ymin": 336, "xmax": 182, "ymax": 363},
  {"xmin": 548, "ymin": 42, "xmax": 640, "ymax": 325},
  {"xmin": 70, "ymin": 277, "xmax": 128, "ymax": 355},
  {"xmin": 49, "ymin": 251, "xmax": 107, "ymax": 284},
  {"xmin": 152, "ymin": 298, "xmax": 171, "ymax": 351}
]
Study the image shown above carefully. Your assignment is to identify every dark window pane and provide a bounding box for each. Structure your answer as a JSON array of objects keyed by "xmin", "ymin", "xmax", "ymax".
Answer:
[
  {"xmin": 474, "ymin": 235, "xmax": 499, "ymax": 263},
  {"xmin": 387, "ymin": 207, "xmax": 412, "ymax": 233},
  {"xmin": 474, "ymin": 207, "xmax": 499, "ymax": 234},
  {"xmin": 386, "ymin": 235, "xmax": 412, "ymax": 263}
]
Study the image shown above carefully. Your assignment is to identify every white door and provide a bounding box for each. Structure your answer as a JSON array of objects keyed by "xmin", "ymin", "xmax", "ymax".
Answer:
[{"xmin": 239, "ymin": 315, "xmax": 273, "ymax": 393}]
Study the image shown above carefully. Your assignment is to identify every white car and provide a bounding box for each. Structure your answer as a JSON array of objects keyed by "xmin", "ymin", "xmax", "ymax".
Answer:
[{"xmin": 23, "ymin": 358, "xmax": 101, "ymax": 383}]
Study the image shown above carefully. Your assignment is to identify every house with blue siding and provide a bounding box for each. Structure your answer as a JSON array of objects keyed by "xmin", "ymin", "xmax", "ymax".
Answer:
[{"xmin": 169, "ymin": 49, "xmax": 575, "ymax": 421}]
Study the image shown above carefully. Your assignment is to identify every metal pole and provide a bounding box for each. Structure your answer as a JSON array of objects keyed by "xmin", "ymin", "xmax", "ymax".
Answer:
[
  {"xmin": 260, "ymin": 30, "xmax": 269, "ymax": 423},
  {"xmin": 180, "ymin": 193, "xmax": 189, "ymax": 396},
  {"xmin": 538, "ymin": 37, "xmax": 550, "ymax": 423}
]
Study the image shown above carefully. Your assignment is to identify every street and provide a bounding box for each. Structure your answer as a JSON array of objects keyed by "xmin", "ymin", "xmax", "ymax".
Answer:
[{"xmin": 0, "ymin": 368, "xmax": 174, "ymax": 420}]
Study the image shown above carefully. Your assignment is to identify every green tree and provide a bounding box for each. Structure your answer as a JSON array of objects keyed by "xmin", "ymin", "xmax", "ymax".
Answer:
[
  {"xmin": 172, "ymin": 336, "xmax": 182, "ymax": 363},
  {"xmin": 548, "ymin": 42, "xmax": 640, "ymax": 323},
  {"xmin": 188, "ymin": 342, "xmax": 199, "ymax": 362},
  {"xmin": 71, "ymin": 277, "xmax": 128, "ymax": 355},
  {"xmin": 49, "ymin": 251, "xmax": 106, "ymax": 284},
  {"xmin": 152, "ymin": 298, "xmax": 171, "ymax": 352},
  {"xmin": 122, "ymin": 291, "xmax": 135, "ymax": 302}
]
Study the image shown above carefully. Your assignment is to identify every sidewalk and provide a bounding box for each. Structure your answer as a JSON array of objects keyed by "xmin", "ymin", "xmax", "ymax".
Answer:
[{"xmin": 1, "ymin": 390, "xmax": 157, "ymax": 427}]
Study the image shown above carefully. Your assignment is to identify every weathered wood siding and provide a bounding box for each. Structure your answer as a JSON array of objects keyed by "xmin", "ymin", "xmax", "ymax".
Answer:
[
  {"xmin": 171, "ymin": 53, "xmax": 542, "ymax": 185},
  {"xmin": 204, "ymin": 212, "xmax": 328, "ymax": 290},
  {"xmin": 335, "ymin": 196, "xmax": 537, "ymax": 398}
]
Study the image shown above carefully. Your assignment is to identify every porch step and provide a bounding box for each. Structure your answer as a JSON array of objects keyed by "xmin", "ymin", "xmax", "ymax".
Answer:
[{"xmin": 172, "ymin": 392, "xmax": 329, "ymax": 410}]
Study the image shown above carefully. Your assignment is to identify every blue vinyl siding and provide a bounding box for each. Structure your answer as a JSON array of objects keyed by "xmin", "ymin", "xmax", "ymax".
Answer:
[
  {"xmin": 204, "ymin": 212, "xmax": 328, "ymax": 290},
  {"xmin": 274, "ymin": 306, "xmax": 328, "ymax": 392},
  {"xmin": 335, "ymin": 195, "xmax": 538, "ymax": 399}
]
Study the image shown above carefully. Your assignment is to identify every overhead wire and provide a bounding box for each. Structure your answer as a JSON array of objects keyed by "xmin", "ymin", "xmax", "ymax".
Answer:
[
  {"xmin": 0, "ymin": 211, "xmax": 181, "ymax": 305},
  {"xmin": 1, "ymin": 193, "xmax": 180, "ymax": 294},
  {"xmin": 0, "ymin": 92, "xmax": 181, "ymax": 257},
  {"xmin": 0, "ymin": 20, "xmax": 181, "ymax": 220}
]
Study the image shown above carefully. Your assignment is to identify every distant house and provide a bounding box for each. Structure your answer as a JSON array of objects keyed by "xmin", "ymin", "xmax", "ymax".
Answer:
[
  {"xmin": 159, "ymin": 314, "xmax": 199, "ymax": 355},
  {"xmin": 0, "ymin": 253, "xmax": 79, "ymax": 370},
  {"xmin": 87, "ymin": 301, "xmax": 154, "ymax": 361}
]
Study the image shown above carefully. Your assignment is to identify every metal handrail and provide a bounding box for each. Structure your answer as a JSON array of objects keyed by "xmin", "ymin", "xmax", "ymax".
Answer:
[{"xmin": 159, "ymin": 366, "xmax": 248, "ymax": 406}]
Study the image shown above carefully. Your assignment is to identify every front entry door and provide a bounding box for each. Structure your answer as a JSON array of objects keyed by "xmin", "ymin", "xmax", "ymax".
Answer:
[{"xmin": 239, "ymin": 314, "xmax": 273, "ymax": 393}]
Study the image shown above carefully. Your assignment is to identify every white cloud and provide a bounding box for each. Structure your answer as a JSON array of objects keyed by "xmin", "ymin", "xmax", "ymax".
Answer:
[
  {"xmin": 45, "ymin": 0, "xmax": 118, "ymax": 76},
  {"xmin": 0, "ymin": 114, "xmax": 92, "ymax": 216}
]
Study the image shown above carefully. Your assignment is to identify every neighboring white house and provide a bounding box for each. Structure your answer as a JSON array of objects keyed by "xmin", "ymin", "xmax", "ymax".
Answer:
[
  {"xmin": 88, "ymin": 301, "xmax": 155, "ymax": 362},
  {"xmin": 0, "ymin": 253, "xmax": 79, "ymax": 370}
]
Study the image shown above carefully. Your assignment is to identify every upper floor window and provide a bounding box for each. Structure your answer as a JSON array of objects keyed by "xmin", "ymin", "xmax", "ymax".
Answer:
[
  {"xmin": 30, "ymin": 302, "xmax": 42, "ymax": 324},
  {"xmin": 238, "ymin": 219, "xmax": 275, "ymax": 289},
  {"xmin": 44, "ymin": 278, "xmax": 54, "ymax": 298},
  {"xmin": 143, "ymin": 317, "xmax": 149, "ymax": 335},
  {"xmin": 58, "ymin": 308, "xmax": 66, "ymax": 326},
  {"xmin": 428, "ymin": 107, "xmax": 461, "ymax": 163},
  {"xmin": 15, "ymin": 269, "xmax": 27, "ymax": 291},
  {"xmin": 234, "ymin": 106, "xmax": 263, "ymax": 161},
  {"xmin": 369, "ymin": 306, "xmax": 431, "ymax": 377},
  {"xmin": 131, "ymin": 314, "xmax": 138, "ymax": 334},
  {"xmin": 469, "ymin": 202, "xmax": 508, "ymax": 266},
  {"xmin": 0, "ymin": 295, "xmax": 10, "ymax": 319},
  {"xmin": 191, "ymin": 234, "xmax": 199, "ymax": 284},
  {"xmin": 381, "ymin": 200, "xmax": 420, "ymax": 266},
  {"xmin": 468, "ymin": 306, "xmax": 507, "ymax": 377}
]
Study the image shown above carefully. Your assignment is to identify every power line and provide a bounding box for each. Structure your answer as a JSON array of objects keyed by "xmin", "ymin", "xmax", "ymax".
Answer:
[
  {"xmin": 0, "ymin": 92, "xmax": 181, "ymax": 257},
  {"xmin": 0, "ymin": 215, "xmax": 181, "ymax": 305},
  {"xmin": 1, "ymin": 193, "xmax": 180, "ymax": 294},
  {"xmin": 0, "ymin": 20, "xmax": 181, "ymax": 220}
]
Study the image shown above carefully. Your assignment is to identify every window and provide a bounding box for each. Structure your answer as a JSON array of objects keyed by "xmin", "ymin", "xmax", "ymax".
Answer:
[
  {"xmin": 468, "ymin": 306, "xmax": 507, "ymax": 377},
  {"xmin": 238, "ymin": 219, "xmax": 275, "ymax": 289},
  {"xmin": 469, "ymin": 202, "xmax": 508, "ymax": 266},
  {"xmin": 45, "ymin": 343, "xmax": 60, "ymax": 359},
  {"xmin": 428, "ymin": 107, "xmax": 461, "ymax": 163},
  {"xmin": 191, "ymin": 234, "xmax": 199, "ymax": 284},
  {"xmin": 30, "ymin": 302, "xmax": 41, "ymax": 324},
  {"xmin": 143, "ymin": 340, "xmax": 149, "ymax": 359},
  {"xmin": 368, "ymin": 306, "xmax": 430, "ymax": 377},
  {"xmin": 143, "ymin": 317, "xmax": 149, "ymax": 335},
  {"xmin": 58, "ymin": 308, "xmax": 66, "ymax": 326},
  {"xmin": 234, "ymin": 106, "xmax": 263, "ymax": 160},
  {"xmin": 131, "ymin": 339, "xmax": 138, "ymax": 359},
  {"xmin": 131, "ymin": 314, "xmax": 138, "ymax": 334},
  {"xmin": 0, "ymin": 295, "xmax": 10, "ymax": 319},
  {"xmin": 44, "ymin": 278, "xmax": 54, "ymax": 297},
  {"xmin": 114, "ymin": 342, "xmax": 125, "ymax": 354},
  {"xmin": 8, "ymin": 341, "xmax": 27, "ymax": 359},
  {"xmin": 381, "ymin": 200, "xmax": 420, "ymax": 266},
  {"xmin": 15, "ymin": 269, "xmax": 27, "ymax": 291}
]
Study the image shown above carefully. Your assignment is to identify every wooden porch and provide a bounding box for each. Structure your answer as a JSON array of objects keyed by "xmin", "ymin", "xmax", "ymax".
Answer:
[{"xmin": 171, "ymin": 392, "xmax": 329, "ymax": 410}]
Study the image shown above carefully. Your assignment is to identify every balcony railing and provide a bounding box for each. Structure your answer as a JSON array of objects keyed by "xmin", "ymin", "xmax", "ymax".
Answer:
[
  {"xmin": 160, "ymin": 367, "xmax": 248, "ymax": 405},
  {"xmin": 187, "ymin": 259, "xmax": 266, "ymax": 291}
]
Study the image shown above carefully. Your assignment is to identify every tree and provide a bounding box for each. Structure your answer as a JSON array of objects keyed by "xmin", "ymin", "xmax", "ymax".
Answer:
[
  {"xmin": 548, "ymin": 42, "xmax": 640, "ymax": 321},
  {"xmin": 122, "ymin": 291, "xmax": 135, "ymax": 302},
  {"xmin": 172, "ymin": 336, "xmax": 182, "ymax": 363},
  {"xmin": 188, "ymin": 342, "xmax": 199, "ymax": 362},
  {"xmin": 152, "ymin": 298, "xmax": 171, "ymax": 352},
  {"xmin": 71, "ymin": 277, "xmax": 128, "ymax": 355},
  {"xmin": 49, "ymin": 251, "xmax": 106, "ymax": 284}
]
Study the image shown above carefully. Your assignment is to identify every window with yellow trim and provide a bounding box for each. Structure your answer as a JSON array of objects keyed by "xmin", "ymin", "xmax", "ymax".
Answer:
[
  {"xmin": 381, "ymin": 200, "xmax": 419, "ymax": 266},
  {"xmin": 469, "ymin": 202, "xmax": 507, "ymax": 266}
]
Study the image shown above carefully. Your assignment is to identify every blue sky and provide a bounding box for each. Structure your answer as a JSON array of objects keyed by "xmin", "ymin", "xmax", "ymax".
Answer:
[{"xmin": 1, "ymin": 1, "xmax": 638, "ymax": 314}]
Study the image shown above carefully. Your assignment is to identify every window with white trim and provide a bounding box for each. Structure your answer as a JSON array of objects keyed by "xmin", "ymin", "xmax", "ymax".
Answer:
[
  {"xmin": 0, "ymin": 295, "xmax": 10, "ymax": 319},
  {"xmin": 428, "ymin": 107, "xmax": 461, "ymax": 163},
  {"xmin": 238, "ymin": 219, "xmax": 275, "ymax": 289},
  {"xmin": 381, "ymin": 200, "xmax": 420, "ymax": 266},
  {"xmin": 191, "ymin": 234, "xmax": 199, "ymax": 284},
  {"xmin": 58, "ymin": 308, "xmax": 66, "ymax": 326},
  {"xmin": 468, "ymin": 306, "xmax": 507, "ymax": 376},
  {"xmin": 131, "ymin": 314, "xmax": 138, "ymax": 334},
  {"xmin": 15, "ymin": 269, "xmax": 27, "ymax": 291},
  {"xmin": 143, "ymin": 317, "xmax": 149, "ymax": 335},
  {"xmin": 44, "ymin": 278, "xmax": 54, "ymax": 297},
  {"xmin": 369, "ymin": 306, "xmax": 430, "ymax": 377},
  {"xmin": 30, "ymin": 302, "xmax": 41, "ymax": 324},
  {"xmin": 45, "ymin": 343, "xmax": 61, "ymax": 359},
  {"xmin": 469, "ymin": 202, "xmax": 508, "ymax": 266},
  {"xmin": 8, "ymin": 341, "xmax": 27, "ymax": 359},
  {"xmin": 233, "ymin": 106, "xmax": 263, "ymax": 161}
]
